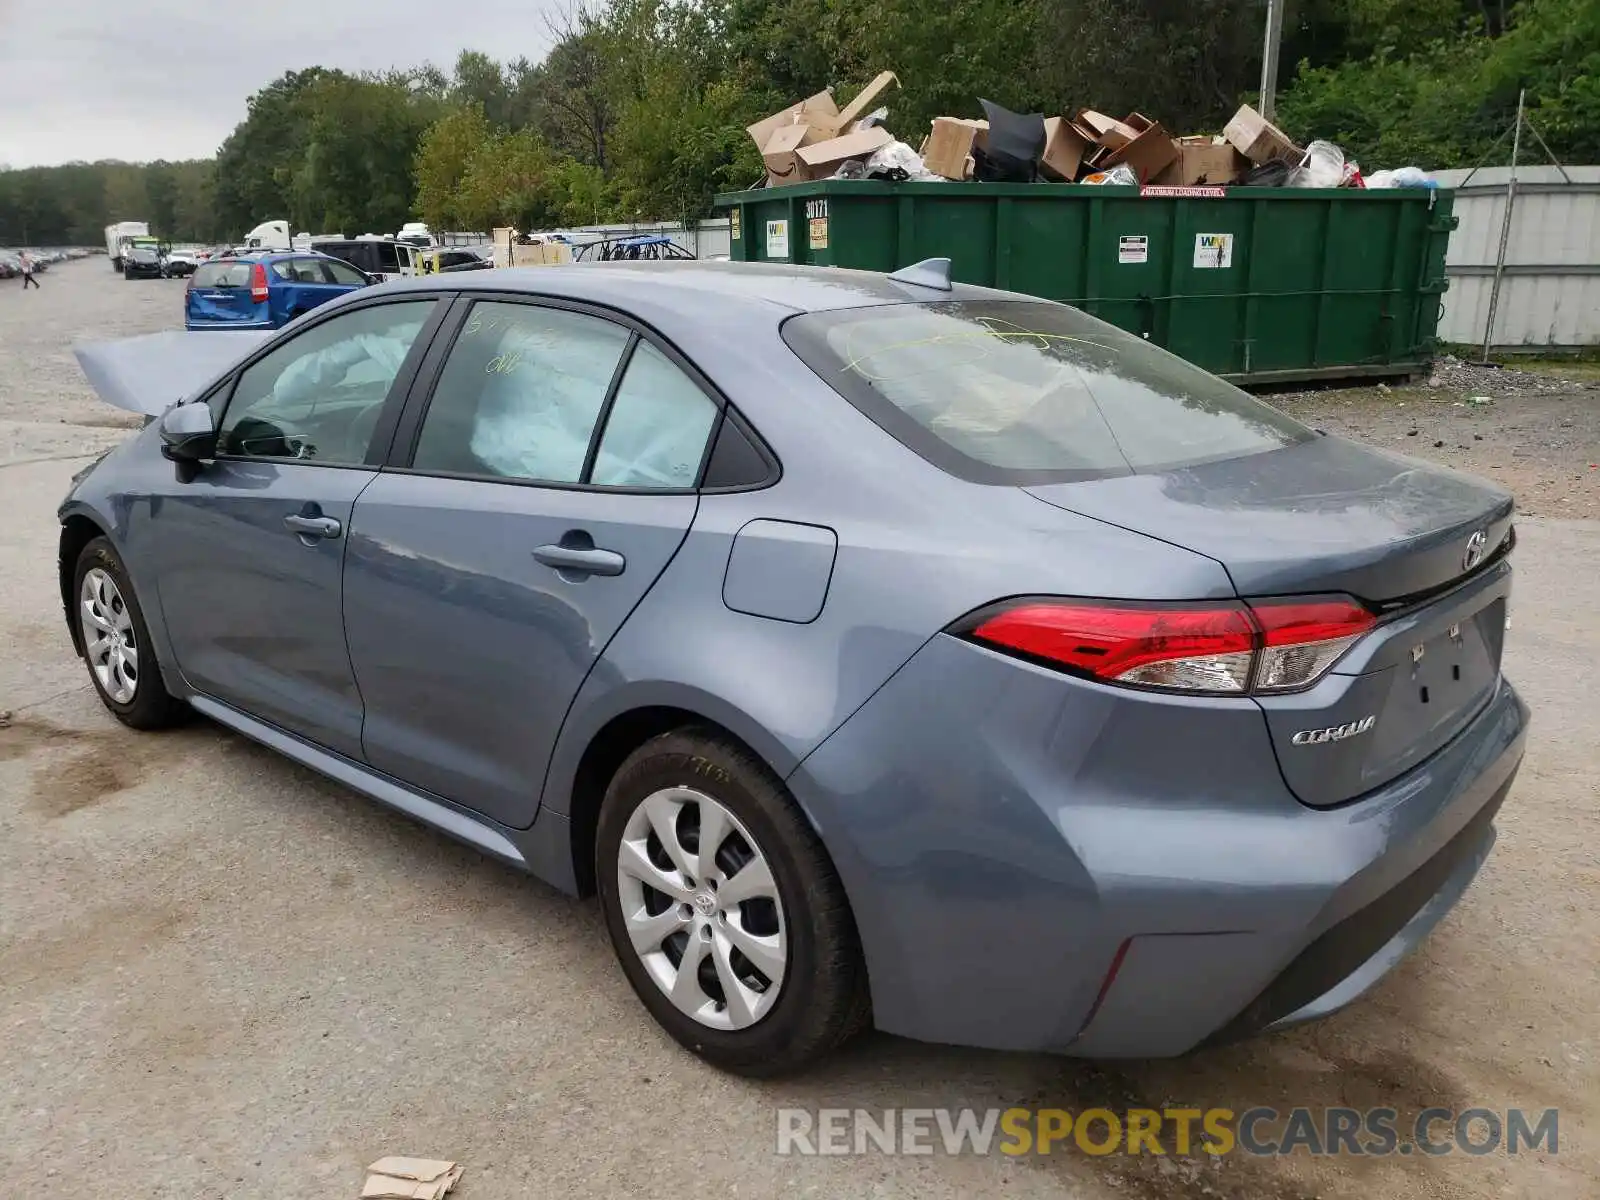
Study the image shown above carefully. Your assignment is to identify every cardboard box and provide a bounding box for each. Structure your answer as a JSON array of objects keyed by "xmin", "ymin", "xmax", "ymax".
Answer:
[
  {"xmin": 921, "ymin": 117, "xmax": 988, "ymax": 180},
  {"xmin": 1074, "ymin": 109, "xmax": 1139, "ymax": 151},
  {"xmin": 1223, "ymin": 104, "xmax": 1302, "ymax": 164},
  {"xmin": 1040, "ymin": 116, "xmax": 1091, "ymax": 181},
  {"xmin": 747, "ymin": 91, "xmax": 838, "ymax": 159},
  {"xmin": 1101, "ymin": 114, "xmax": 1179, "ymax": 183},
  {"xmin": 760, "ymin": 123, "xmax": 814, "ymax": 187},
  {"xmin": 747, "ymin": 72, "xmax": 902, "ymax": 187},
  {"xmin": 779, "ymin": 126, "xmax": 892, "ymax": 182},
  {"xmin": 830, "ymin": 70, "xmax": 899, "ymax": 136},
  {"xmin": 1154, "ymin": 136, "xmax": 1247, "ymax": 186}
]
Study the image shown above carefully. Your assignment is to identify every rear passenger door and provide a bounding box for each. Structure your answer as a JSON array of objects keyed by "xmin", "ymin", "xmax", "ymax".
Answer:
[
  {"xmin": 342, "ymin": 298, "xmax": 724, "ymax": 828},
  {"xmin": 269, "ymin": 257, "xmax": 349, "ymax": 320}
]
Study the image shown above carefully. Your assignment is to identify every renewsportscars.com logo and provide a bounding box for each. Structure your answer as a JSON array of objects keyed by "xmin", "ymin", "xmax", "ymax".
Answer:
[{"xmin": 775, "ymin": 1106, "xmax": 1560, "ymax": 1158}]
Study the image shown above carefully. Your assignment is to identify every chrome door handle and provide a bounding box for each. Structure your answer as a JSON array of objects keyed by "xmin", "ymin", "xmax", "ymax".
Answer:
[
  {"xmin": 283, "ymin": 514, "xmax": 342, "ymax": 539},
  {"xmin": 533, "ymin": 544, "xmax": 626, "ymax": 577}
]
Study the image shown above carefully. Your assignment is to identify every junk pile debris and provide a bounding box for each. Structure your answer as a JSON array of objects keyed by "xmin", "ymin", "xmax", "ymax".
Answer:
[
  {"xmin": 744, "ymin": 77, "xmax": 1438, "ymax": 194},
  {"xmin": 361, "ymin": 1157, "xmax": 463, "ymax": 1200}
]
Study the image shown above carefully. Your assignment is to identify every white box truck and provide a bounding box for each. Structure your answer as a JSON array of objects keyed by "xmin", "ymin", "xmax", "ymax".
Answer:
[{"xmin": 104, "ymin": 221, "xmax": 151, "ymax": 271}]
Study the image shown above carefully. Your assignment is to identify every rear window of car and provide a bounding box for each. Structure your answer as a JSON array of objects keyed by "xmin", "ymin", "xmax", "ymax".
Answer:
[
  {"xmin": 192, "ymin": 262, "xmax": 254, "ymax": 288},
  {"xmin": 781, "ymin": 300, "xmax": 1314, "ymax": 484}
]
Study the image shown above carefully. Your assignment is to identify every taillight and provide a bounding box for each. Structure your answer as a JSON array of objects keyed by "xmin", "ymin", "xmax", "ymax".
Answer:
[
  {"xmin": 970, "ymin": 602, "xmax": 1257, "ymax": 693},
  {"xmin": 1248, "ymin": 598, "xmax": 1375, "ymax": 692},
  {"xmin": 960, "ymin": 595, "xmax": 1375, "ymax": 696},
  {"xmin": 250, "ymin": 262, "xmax": 268, "ymax": 303}
]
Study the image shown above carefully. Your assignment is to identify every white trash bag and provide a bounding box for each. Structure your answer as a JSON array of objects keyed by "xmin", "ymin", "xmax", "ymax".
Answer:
[
  {"xmin": 865, "ymin": 140, "xmax": 940, "ymax": 181},
  {"xmin": 1288, "ymin": 140, "xmax": 1347, "ymax": 188}
]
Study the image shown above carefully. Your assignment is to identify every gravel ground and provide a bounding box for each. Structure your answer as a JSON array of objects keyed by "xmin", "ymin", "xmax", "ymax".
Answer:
[
  {"xmin": 1, "ymin": 261, "xmax": 1596, "ymax": 1200},
  {"xmin": 1270, "ymin": 360, "xmax": 1600, "ymax": 521}
]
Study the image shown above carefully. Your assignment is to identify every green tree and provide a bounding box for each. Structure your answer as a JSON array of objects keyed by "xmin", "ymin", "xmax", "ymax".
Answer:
[
  {"xmin": 452, "ymin": 50, "xmax": 514, "ymax": 127},
  {"xmin": 213, "ymin": 68, "xmax": 337, "ymax": 233},
  {"xmin": 288, "ymin": 73, "xmax": 437, "ymax": 234},
  {"xmin": 416, "ymin": 104, "xmax": 495, "ymax": 230}
]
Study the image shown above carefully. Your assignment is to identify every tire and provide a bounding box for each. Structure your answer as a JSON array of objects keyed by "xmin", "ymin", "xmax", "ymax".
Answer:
[
  {"xmin": 73, "ymin": 536, "xmax": 187, "ymax": 730},
  {"xmin": 596, "ymin": 729, "xmax": 870, "ymax": 1076}
]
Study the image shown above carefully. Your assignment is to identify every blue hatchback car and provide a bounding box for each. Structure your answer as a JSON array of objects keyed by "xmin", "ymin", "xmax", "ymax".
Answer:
[{"xmin": 185, "ymin": 252, "xmax": 370, "ymax": 331}]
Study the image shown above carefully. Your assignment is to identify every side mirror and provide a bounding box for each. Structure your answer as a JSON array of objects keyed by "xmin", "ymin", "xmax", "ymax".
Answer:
[{"xmin": 160, "ymin": 403, "xmax": 217, "ymax": 462}]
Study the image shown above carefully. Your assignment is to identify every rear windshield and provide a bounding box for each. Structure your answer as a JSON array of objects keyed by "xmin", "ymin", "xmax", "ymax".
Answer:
[
  {"xmin": 782, "ymin": 301, "xmax": 1313, "ymax": 483},
  {"xmin": 193, "ymin": 261, "xmax": 253, "ymax": 288}
]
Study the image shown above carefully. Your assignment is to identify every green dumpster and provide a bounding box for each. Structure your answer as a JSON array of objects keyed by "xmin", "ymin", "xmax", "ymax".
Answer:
[{"xmin": 714, "ymin": 181, "xmax": 1458, "ymax": 385}]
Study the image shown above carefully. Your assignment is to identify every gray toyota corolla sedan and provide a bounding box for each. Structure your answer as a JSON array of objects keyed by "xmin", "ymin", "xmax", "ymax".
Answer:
[{"xmin": 61, "ymin": 261, "xmax": 1527, "ymax": 1075}]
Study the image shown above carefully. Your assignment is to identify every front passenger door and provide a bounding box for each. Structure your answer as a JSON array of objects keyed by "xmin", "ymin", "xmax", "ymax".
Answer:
[{"xmin": 149, "ymin": 299, "xmax": 442, "ymax": 756}]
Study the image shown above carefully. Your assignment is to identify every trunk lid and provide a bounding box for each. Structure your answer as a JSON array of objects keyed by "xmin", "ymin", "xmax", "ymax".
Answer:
[
  {"xmin": 1025, "ymin": 436, "xmax": 1514, "ymax": 602},
  {"xmin": 186, "ymin": 261, "xmax": 263, "ymax": 326},
  {"xmin": 1027, "ymin": 436, "xmax": 1516, "ymax": 807}
]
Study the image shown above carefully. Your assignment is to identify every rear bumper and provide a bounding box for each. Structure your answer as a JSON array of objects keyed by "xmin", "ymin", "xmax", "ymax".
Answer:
[
  {"xmin": 185, "ymin": 319, "xmax": 276, "ymax": 331},
  {"xmin": 788, "ymin": 635, "xmax": 1528, "ymax": 1056}
]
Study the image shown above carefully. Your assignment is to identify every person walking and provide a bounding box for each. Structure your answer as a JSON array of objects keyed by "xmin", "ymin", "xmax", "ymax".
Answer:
[{"xmin": 19, "ymin": 251, "xmax": 40, "ymax": 289}]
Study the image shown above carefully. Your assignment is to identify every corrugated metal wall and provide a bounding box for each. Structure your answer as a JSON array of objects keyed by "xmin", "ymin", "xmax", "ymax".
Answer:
[{"xmin": 1434, "ymin": 165, "xmax": 1600, "ymax": 348}]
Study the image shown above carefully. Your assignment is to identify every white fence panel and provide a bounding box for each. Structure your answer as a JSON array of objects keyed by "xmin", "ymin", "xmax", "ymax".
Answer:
[{"xmin": 1434, "ymin": 166, "xmax": 1600, "ymax": 348}]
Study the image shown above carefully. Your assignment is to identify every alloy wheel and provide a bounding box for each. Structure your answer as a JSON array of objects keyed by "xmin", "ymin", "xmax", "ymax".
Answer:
[
  {"xmin": 615, "ymin": 786, "xmax": 788, "ymax": 1030},
  {"xmin": 80, "ymin": 568, "xmax": 139, "ymax": 704}
]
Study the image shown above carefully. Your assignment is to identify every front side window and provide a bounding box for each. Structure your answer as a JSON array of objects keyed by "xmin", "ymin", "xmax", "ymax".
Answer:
[
  {"xmin": 217, "ymin": 301, "xmax": 434, "ymax": 464},
  {"xmin": 321, "ymin": 258, "xmax": 367, "ymax": 285},
  {"xmin": 783, "ymin": 301, "xmax": 1314, "ymax": 484}
]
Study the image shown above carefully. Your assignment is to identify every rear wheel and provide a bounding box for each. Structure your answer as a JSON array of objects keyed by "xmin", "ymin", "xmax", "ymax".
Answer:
[
  {"xmin": 596, "ymin": 730, "xmax": 869, "ymax": 1076},
  {"xmin": 73, "ymin": 537, "xmax": 187, "ymax": 729}
]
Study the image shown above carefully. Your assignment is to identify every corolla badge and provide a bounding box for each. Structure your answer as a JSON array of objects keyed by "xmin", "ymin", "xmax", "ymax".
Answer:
[
  {"xmin": 1463, "ymin": 529, "xmax": 1489, "ymax": 572},
  {"xmin": 1292, "ymin": 715, "xmax": 1377, "ymax": 746}
]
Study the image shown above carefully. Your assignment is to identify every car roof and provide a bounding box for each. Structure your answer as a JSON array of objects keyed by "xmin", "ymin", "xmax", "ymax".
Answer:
[
  {"xmin": 213, "ymin": 250, "xmax": 336, "ymax": 263},
  {"xmin": 369, "ymin": 260, "xmax": 1014, "ymax": 317}
]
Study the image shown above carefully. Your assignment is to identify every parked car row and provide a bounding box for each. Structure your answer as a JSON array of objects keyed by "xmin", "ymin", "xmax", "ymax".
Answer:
[{"xmin": 1, "ymin": 247, "xmax": 87, "ymax": 276}]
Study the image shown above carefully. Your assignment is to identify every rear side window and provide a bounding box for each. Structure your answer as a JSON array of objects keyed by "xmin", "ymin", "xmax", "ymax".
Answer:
[
  {"xmin": 377, "ymin": 242, "xmax": 401, "ymax": 271},
  {"xmin": 782, "ymin": 301, "xmax": 1313, "ymax": 484},
  {"xmin": 269, "ymin": 259, "xmax": 323, "ymax": 283},
  {"xmin": 412, "ymin": 301, "xmax": 631, "ymax": 483},
  {"xmin": 314, "ymin": 243, "xmax": 369, "ymax": 273},
  {"xmin": 590, "ymin": 341, "xmax": 719, "ymax": 488},
  {"xmin": 193, "ymin": 262, "xmax": 252, "ymax": 288}
]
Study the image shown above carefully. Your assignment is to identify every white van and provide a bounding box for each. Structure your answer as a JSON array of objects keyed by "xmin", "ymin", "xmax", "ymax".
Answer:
[{"xmin": 309, "ymin": 235, "xmax": 420, "ymax": 282}]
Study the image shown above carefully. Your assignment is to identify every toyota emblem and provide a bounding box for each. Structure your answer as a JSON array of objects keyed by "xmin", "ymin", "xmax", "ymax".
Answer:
[{"xmin": 1463, "ymin": 529, "xmax": 1489, "ymax": 571}]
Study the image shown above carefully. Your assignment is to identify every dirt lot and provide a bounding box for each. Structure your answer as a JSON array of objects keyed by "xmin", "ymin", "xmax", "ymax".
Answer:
[
  {"xmin": 1272, "ymin": 362, "xmax": 1600, "ymax": 521},
  {"xmin": 1, "ymin": 261, "xmax": 1596, "ymax": 1199}
]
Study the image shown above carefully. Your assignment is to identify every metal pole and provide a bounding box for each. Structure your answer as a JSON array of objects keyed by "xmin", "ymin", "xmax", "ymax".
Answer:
[
  {"xmin": 1482, "ymin": 89, "xmax": 1524, "ymax": 362},
  {"xmin": 1259, "ymin": 0, "xmax": 1286, "ymax": 121}
]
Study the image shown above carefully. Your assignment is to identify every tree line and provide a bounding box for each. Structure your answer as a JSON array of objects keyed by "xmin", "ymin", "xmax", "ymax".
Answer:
[{"xmin": 2, "ymin": 0, "xmax": 1596, "ymax": 247}]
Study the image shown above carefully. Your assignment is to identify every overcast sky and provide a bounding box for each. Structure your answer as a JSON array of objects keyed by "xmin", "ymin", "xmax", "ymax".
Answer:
[{"xmin": 0, "ymin": 0, "xmax": 560, "ymax": 167}]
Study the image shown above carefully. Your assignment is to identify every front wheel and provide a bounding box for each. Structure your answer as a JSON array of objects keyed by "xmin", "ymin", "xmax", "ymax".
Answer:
[
  {"xmin": 73, "ymin": 537, "xmax": 187, "ymax": 729},
  {"xmin": 596, "ymin": 730, "xmax": 869, "ymax": 1076}
]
